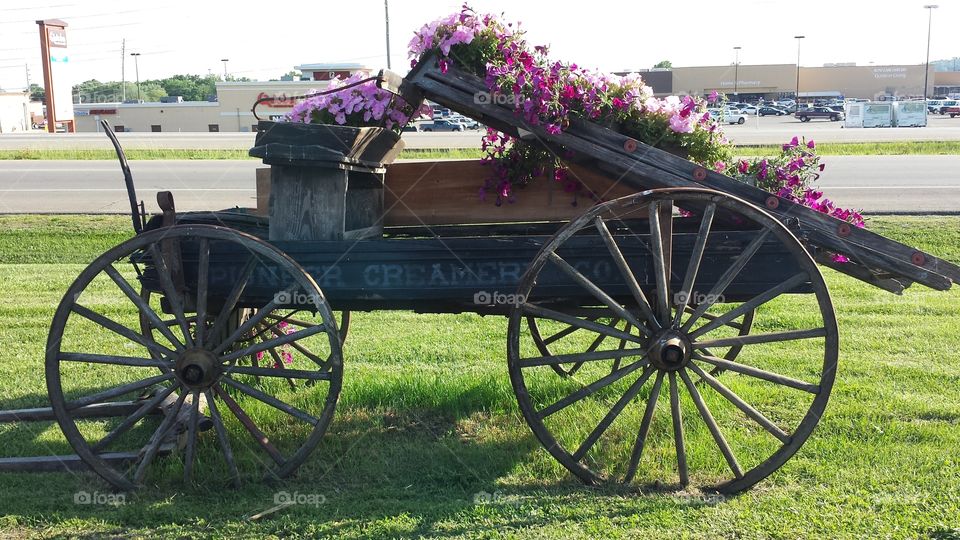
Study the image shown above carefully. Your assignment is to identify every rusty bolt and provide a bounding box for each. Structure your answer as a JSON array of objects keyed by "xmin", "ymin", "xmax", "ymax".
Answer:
[
  {"xmin": 911, "ymin": 251, "xmax": 926, "ymax": 266},
  {"xmin": 765, "ymin": 196, "xmax": 779, "ymax": 210},
  {"xmin": 693, "ymin": 167, "xmax": 707, "ymax": 181},
  {"xmin": 623, "ymin": 139, "xmax": 638, "ymax": 153},
  {"xmin": 837, "ymin": 223, "xmax": 851, "ymax": 237}
]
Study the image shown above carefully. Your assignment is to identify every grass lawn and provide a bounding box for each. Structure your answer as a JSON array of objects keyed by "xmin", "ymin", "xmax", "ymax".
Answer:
[{"xmin": 0, "ymin": 215, "xmax": 958, "ymax": 539}]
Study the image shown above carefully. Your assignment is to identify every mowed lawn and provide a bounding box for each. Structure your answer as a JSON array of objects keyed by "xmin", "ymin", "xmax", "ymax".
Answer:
[{"xmin": 0, "ymin": 215, "xmax": 958, "ymax": 539}]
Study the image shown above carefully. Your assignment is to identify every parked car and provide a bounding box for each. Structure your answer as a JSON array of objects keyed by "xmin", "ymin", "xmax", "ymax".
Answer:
[
  {"xmin": 795, "ymin": 106, "xmax": 844, "ymax": 122},
  {"xmin": 927, "ymin": 100, "xmax": 943, "ymax": 113},
  {"xmin": 739, "ymin": 105, "xmax": 760, "ymax": 115},
  {"xmin": 936, "ymin": 100, "xmax": 958, "ymax": 114},
  {"xmin": 758, "ymin": 106, "xmax": 788, "ymax": 116},
  {"xmin": 420, "ymin": 119, "xmax": 465, "ymax": 132},
  {"xmin": 945, "ymin": 105, "xmax": 960, "ymax": 118},
  {"xmin": 708, "ymin": 108, "xmax": 746, "ymax": 124},
  {"xmin": 401, "ymin": 124, "xmax": 420, "ymax": 133}
]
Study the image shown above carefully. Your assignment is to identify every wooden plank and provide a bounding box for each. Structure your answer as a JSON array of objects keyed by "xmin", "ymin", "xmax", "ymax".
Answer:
[
  {"xmin": 382, "ymin": 160, "xmax": 638, "ymax": 226},
  {"xmin": 255, "ymin": 167, "xmax": 271, "ymax": 217},
  {"xmin": 269, "ymin": 165, "xmax": 348, "ymax": 241},
  {"xmin": 0, "ymin": 452, "xmax": 143, "ymax": 473},
  {"xmin": 0, "ymin": 401, "xmax": 145, "ymax": 423}
]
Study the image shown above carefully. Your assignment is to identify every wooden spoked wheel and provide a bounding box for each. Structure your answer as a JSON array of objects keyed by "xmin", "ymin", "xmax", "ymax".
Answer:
[
  {"xmin": 508, "ymin": 188, "xmax": 838, "ymax": 493},
  {"xmin": 526, "ymin": 306, "xmax": 755, "ymax": 378},
  {"xmin": 45, "ymin": 225, "xmax": 343, "ymax": 490}
]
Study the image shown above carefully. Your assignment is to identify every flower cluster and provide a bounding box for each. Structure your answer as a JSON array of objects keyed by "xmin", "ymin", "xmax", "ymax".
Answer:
[
  {"xmin": 285, "ymin": 73, "xmax": 431, "ymax": 132},
  {"xmin": 408, "ymin": 5, "xmax": 520, "ymax": 75},
  {"xmin": 255, "ymin": 320, "xmax": 293, "ymax": 369},
  {"xmin": 726, "ymin": 137, "xmax": 864, "ymax": 261}
]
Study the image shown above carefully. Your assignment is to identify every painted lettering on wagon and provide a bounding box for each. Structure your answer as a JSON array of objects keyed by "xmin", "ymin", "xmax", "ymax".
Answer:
[{"xmin": 362, "ymin": 261, "xmax": 524, "ymax": 287}]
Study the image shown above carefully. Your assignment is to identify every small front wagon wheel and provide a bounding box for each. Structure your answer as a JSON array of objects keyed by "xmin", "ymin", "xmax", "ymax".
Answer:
[
  {"xmin": 46, "ymin": 225, "xmax": 343, "ymax": 490},
  {"xmin": 508, "ymin": 188, "xmax": 838, "ymax": 493}
]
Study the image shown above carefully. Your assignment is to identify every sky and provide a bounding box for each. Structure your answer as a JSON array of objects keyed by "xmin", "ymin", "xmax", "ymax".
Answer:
[{"xmin": 0, "ymin": 0, "xmax": 957, "ymax": 91}]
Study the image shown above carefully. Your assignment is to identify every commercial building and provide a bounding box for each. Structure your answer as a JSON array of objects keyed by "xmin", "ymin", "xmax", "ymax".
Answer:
[
  {"xmin": 0, "ymin": 91, "xmax": 31, "ymax": 133},
  {"xmin": 69, "ymin": 61, "xmax": 956, "ymax": 133}
]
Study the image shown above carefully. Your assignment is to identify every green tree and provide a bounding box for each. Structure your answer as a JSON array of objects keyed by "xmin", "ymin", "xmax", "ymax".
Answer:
[
  {"xmin": 653, "ymin": 60, "xmax": 672, "ymax": 69},
  {"xmin": 29, "ymin": 83, "xmax": 45, "ymax": 102}
]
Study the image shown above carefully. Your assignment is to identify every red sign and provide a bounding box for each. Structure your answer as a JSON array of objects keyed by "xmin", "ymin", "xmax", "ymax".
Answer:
[{"xmin": 257, "ymin": 92, "xmax": 296, "ymax": 108}]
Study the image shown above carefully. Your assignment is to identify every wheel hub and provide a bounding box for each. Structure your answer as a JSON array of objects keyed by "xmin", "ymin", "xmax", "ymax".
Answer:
[
  {"xmin": 649, "ymin": 331, "xmax": 691, "ymax": 371},
  {"xmin": 175, "ymin": 348, "xmax": 219, "ymax": 388}
]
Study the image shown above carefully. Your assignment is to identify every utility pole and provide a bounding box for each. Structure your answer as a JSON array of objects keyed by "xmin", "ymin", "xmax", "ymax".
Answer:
[
  {"xmin": 121, "ymin": 38, "xmax": 126, "ymax": 101},
  {"xmin": 733, "ymin": 46, "xmax": 741, "ymax": 97},
  {"xmin": 794, "ymin": 35, "xmax": 805, "ymax": 107},
  {"xmin": 923, "ymin": 5, "xmax": 938, "ymax": 99},
  {"xmin": 130, "ymin": 52, "xmax": 141, "ymax": 101},
  {"xmin": 24, "ymin": 64, "xmax": 30, "ymax": 90},
  {"xmin": 221, "ymin": 58, "xmax": 229, "ymax": 80},
  {"xmin": 384, "ymin": 0, "xmax": 392, "ymax": 69}
]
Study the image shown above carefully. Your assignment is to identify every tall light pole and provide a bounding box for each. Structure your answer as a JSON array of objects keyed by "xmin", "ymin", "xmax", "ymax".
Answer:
[
  {"xmin": 923, "ymin": 5, "xmax": 938, "ymax": 99},
  {"xmin": 384, "ymin": 0, "xmax": 392, "ymax": 69},
  {"xmin": 733, "ymin": 46, "xmax": 741, "ymax": 97},
  {"xmin": 221, "ymin": 58, "xmax": 229, "ymax": 80},
  {"xmin": 130, "ymin": 52, "xmax": 141, "ymax": 102},
  {"xmin": 794, "ymin": 36, "xmax": 804, "ymax": 107}
]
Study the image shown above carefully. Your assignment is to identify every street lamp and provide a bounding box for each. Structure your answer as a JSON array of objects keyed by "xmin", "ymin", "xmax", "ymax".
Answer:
[
  {"xmin": 794, "ymin": 36, "xmax": 804, "ymax": 107},
  {"xmin": 923, "ymin": 5, "xmax": 938, "ymax": 99},
  {"xmin": 733, "ymin": 46, "xmax": 742, "ymax": 97},
  {"xmin": 221, "ymin": 58, "xmax": 229, "ymax": 80},
  {"xmin": 130, "ymin": 52, "xmax": 141, "ymax": 102}
]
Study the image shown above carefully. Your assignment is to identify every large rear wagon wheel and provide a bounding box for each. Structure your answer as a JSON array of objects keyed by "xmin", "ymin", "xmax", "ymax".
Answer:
[
  {"xmin": 508, "ymin": 188, "xmax": 838, "ymax": 493},
  {"xmin": 46, "ymin": 225, "xmax": 343, "ymax": 490}
]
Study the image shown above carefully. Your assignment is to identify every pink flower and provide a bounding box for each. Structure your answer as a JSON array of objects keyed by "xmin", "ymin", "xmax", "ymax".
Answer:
[{"xmin": 807, "ymin": 139, "xmax": 815, "ymax": 149}]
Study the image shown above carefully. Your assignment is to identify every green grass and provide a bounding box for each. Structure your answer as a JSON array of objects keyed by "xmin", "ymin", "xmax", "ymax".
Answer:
[
  {"xmin": 0, "ymin": 215, "xmax": 958, "ymax": 538},
  {"xmin": 2, "ymin": 140, "xmax": 960, "ymax": 161}
]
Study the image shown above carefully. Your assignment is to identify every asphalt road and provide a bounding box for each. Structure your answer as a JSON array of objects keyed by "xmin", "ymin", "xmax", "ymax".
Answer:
[
  {"xmin": 2, "ymin": 115, "xmax": 959, "ymax": 149},
  {"xmin": 1, "ymin": 156, "xmax": 958, "ymax": 214}
]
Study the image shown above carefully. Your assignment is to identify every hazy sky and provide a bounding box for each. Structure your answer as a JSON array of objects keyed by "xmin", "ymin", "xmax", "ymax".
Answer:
[{"xmin": 0, "ymin": 0, "xmax": 957, "ymax": 91}]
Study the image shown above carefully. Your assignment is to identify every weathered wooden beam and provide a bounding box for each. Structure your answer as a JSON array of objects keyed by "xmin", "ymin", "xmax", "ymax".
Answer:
[{"xmin": 0, "ymin": 401, "xmax": 145, "ymax": 423}]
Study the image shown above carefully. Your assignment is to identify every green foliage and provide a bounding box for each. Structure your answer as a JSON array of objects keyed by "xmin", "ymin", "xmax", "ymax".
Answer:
[
  {"xmin": 653, "ymin": 60, "xmax": 672, "ymax": 69},
  {"xmin": 157, "ymin": 74, "xmax": 218, "ymax": 102},
  {"xmin": 28, "ymin": 83, "xmax": 44, "ymax": 102}
]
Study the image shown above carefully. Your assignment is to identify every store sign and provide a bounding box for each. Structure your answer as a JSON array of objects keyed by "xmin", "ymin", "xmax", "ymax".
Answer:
[
  {"xmin": 720, "ymin": 80, "xmax": 762, "ymax": 88},
  {"xmin": 47, "ymin": 27, "xmax": 67, "ymax": 48},
  {"xmin": 257, "ymin": 92, "xmax": 297, "ymax": 108},
  {"xmin": 873, "ymin": 67, "xmax": 907, "ymax": 79}
]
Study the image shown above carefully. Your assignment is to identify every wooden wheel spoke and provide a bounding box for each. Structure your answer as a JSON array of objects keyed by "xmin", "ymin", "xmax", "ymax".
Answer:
[
  {"xmin": 214, "ymin": 385, "xmax": 285, "ymax": 466},
  {"xmin": 692, "ymin": 353, "xmax": 820, "ymax": 393},
  {"xmin": 679, "ymin": 369, "xmax": 744, "ymax": 479},
  {"xmin": 103, "ymin": 265, "xmax": 184, "ymax": 351},
  {"xmin": 537, "ymin": 358, "xmax": 648, "ymax": 419},
  {"xmin": 544, "ymin": 320, "xmax": 593, "ymax": 346},
  {"xmin": 668, "ymin": 372, "xmax": 688, "ymax": 486},
  {"xmin": 204, "ymin": 389, "xmax": 240, "ymax": 487},
  {"xmin": 689, "ymin": 272, "xmax": 808, "ymax": 339},
  {"xmin": 572, "ymin": 366, "xmax": 655, "ymax": 461},
  {"xmin": 66, "ymin": 372, "xmax": 174, "ymax": 411},
  {"xmin": 205, "ymin": 257, "xmax": 258, "ymax": 348},
  {"xmin": 257, "ymin": 334, "xmax": 298, "ymax": 389},
  {"xmin": 682, "ymin": 228, "xmax": 771, "ymax": 332},
  {"xmin": 594, "ymin": 216, "xmax": 659, "ymax": 332},
  {"xmin": 226, "ymin": 364, "xmax": 331, "ymax": 381},
  {"xmin": 219, "ymin": 376, "xmax": 319, "ymax": 426},
  {"xmin": 688, "ymin": 363, "xmax": 791, "ymax": 444},
  {"xmin": 671, "ymin": 203, "xmax": 716, "ymax": 327},
  {"xmin": 222, "ymin": 323, "xmax": 327, "ymax": 363},
  {"xmin": 519, "ymin": 347, "xmax": 646, "ymax": 369},
  {"xmin": 59, "ymin": 352, "xmax": 170, "ymax": 370},
  {"xmin": 521, "ymin": 303, "xmax": 642, "ymax": 344},
  {"xmin": 71, "ymin": 304, "xmax": 175, "ymax": 360},
  {"xmin": 147, "ymin": 244, "xmax": 193, "ymax": 348},
  {"xmin": 648, "ymin": 200, "xmax": 672, "ymax": 327},
  {"xmin": 212, "ymin": 284, "xmax": 300, "ymax": 355},
  {"xmin": 547, "ymin": 252, "xmax": 646, "ymax": 332},
  {"xmin": 183, "ymin": 390, "xmax": 201, "ymax": 482},
  {"xmin": 195, "ymin": 239, "xmax": 210, "ymax": 348},
  {"xmin": 91, "ymin": 384, "xmax": 178, "ymax": 453},
  {"xmin": 133, "ymin": 390, "xmax": 188, "ymax": 484},
  {"xmin": 624, "ymin": 371, "xmax": 664, "ymax": 483},
  {"xmin": 259, "ymin": 322, "xmax": 330, "ymax": 369},
  {"xmin": 694, "ymin": 327, "xmax": 827, "ymax": 349}
]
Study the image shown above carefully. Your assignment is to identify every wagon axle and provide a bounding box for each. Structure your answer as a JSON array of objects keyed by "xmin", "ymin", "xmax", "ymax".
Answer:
[
  {"xmin": 649, "ymin": 332, "xmax": 691, "ymax": 372},
  {"xmin": 175, "ymin": 349, "xmax": 219, "ymax": 388}
]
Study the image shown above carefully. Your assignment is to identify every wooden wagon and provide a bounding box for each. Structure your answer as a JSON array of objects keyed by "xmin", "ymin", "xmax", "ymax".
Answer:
[{"xmin": 25, "ymin": 53, "xmax": 960, "ymax": 494}]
